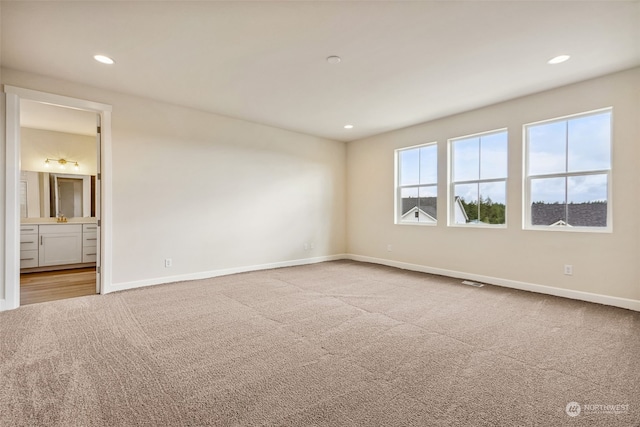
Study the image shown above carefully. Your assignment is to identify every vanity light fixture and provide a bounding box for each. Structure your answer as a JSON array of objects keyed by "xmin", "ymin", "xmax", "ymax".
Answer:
[
  {"xmin": 344, "ymin": 124, "xmax": 354, "ymax": 129},
  {"xmin": 45, "ymin": 158, "xmax": 79, "ymax": 171},
  {"xmin": 94, "ymin": 54, "xmax": 115, "ymax": 65},
  {"xmin": 548, "ymin": 55, "xmax": 570, "ymax": 65}
]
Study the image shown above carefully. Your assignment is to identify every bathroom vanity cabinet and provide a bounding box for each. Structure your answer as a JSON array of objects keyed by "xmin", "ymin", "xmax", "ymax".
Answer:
[{"xmin": 20, "ymin": 221, "xmax": 98, "ymax": 270}]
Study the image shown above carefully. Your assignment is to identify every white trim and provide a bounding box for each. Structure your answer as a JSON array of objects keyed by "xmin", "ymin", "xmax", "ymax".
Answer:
[
  {"xmin": 4, "ymin": 93, "xmax": 20, "ymax": 310},
  {"xmin": 99, "ymin": 111, "xmax": 113, "ymax": 295},
  {"xmin": 523, "ymin": 107, "xmax": 613, "ymax": 232},
  {"xmin": 523, "ymin": 106, "xmax": 612, "ymax": 128},
  {"xmin": 2, "ymin": 86, "xmax": 112, "ymax": 311},
  {"xmin": 110, "ymin": 253, "xmax": 640, "ymax": 312},
  {"xmin": 107, "ymin": 254, "xmax": 346, "ymax": 293},
  {"xmin": 345, "ymin": 254, "xmax": 640, "ymax": 312},
  {"xmin": 448, "ymin": 129, "xmax": 509, "ymax": 227},
  {"xmin": 395, "ymin": 142, "xmax": 438, "ymax": 225},
  {"xmin": 3, "ymin": 85, "xmax": 112, "ymax": 112}
]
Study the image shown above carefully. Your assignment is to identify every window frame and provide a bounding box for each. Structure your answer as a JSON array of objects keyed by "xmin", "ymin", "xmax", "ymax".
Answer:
[
  {"xmin": 448, "ymin": 128, "xmax": 509, "ymax": 228},
  {"xmin": 523, "ymin": 107, "xmax": 613, "ymax": 233},
  {"xmin": 394, "ymin": 142, "xmax": 439, "ymax": 226}
]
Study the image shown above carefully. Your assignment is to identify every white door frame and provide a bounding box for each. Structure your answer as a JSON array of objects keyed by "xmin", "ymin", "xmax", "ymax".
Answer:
[{"xmin": 3, "ymin": 85, "xmax": 112, "ymax": 311}]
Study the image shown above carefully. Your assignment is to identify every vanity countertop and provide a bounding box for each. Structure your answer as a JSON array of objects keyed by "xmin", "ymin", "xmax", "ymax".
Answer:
[{"xmin": 21, "ymin": 217, "xmax": 98, "ymax": 225}]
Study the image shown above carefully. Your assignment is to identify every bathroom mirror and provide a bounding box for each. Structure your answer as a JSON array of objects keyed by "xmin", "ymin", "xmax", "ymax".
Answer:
[{"xmin": 20, "ymin": 170, "xmax": 96, "ymax": 218}]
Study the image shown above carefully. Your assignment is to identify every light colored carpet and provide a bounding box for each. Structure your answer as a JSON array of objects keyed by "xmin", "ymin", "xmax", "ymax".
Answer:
[{"xmin": 1, "ymin": 260, "xmax": 638, "ymax": 426}]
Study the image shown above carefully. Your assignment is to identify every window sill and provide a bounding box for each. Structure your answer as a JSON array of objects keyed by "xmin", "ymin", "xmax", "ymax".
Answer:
[
  {"xmin": 524, "ymin": 225, "xmax": 612, "ymax": 234},
  {"xmin": 448, "ymin": 223, "xmax": 507, "ymax": 229},
  {"xmin": 395, "ymin": 221, "xmax": 438, "ymax": 227}
]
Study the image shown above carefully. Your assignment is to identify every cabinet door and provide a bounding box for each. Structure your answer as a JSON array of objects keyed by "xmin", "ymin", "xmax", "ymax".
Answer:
[{"xmin": 39, "ymin": 233, "xmax": 83, "ymax": 266}]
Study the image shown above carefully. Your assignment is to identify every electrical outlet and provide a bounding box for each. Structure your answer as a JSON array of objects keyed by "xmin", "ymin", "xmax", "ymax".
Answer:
[
  {"xmin": 303, "ymin": 243, "xmax": 309, "ymax": 251},
  {"xmin": 165, "ymin": 258, "xmax": 172, "ymax": 268},
  {"xmin": 387, "ymin": 244, "xmax": 393, "ymax": 252},
  {"xmin": 564, "ymin": 264, "xmax": 573, "ymax": 276}
]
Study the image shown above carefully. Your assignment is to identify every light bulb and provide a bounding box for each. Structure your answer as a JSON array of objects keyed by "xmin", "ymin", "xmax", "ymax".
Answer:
[
  {"xmin": 44, "ymin": 159, "xmax": 50, "ymax": 167},
  {"xmin": 548, "ymin": 55, "xmax": 570, "ymax": 65},
  {"xmin": 74, "ymin": 162, "xmax": 79, "ymax": 171},
  {"xmin": 94, "ymin": 55, "xmax": 115, "ymax": 65}
]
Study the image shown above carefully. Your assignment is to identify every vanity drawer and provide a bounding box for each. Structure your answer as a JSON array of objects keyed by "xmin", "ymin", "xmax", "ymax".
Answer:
[
  {"xmin": 20, "ymin": 250, "xmax": 38, "ymax": 268},
  {"xmin": 20, "ymin": 225, "xmax": 38, "ymax": 235},
  {"xmin": 83, "ymin": 224, "xmax": 98, "ymax": 232},
  {"xmin": 39, "ymin": 224, "xmax": 82, "ymax": 234},
  {"xmin": 20, "ymin": 233, "xmax": 38, "ymax": 251},
  {"xmin": 83, "ymin": 246, "xmax": 97, "ymax": 263},
  {"xmin": 83, "ymin": 232, "xmax": 97, "ymax": 247}
]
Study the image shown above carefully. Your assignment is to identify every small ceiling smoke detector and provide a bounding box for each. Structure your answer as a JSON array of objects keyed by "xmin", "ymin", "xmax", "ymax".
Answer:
[
  {"xmin": 547, "ymin": 55, "xmax": 570, "ymax": 65},
  {"xmin": 327, "ymin": 56, "xmax": 342, "ymax": 64},
  {"xmin": 344, "ymin": 124, "xmax": 354, "ymax": 129},
  {"xmin": 94, "ymin": 54, "xmax": 115, "ymax": 65}
]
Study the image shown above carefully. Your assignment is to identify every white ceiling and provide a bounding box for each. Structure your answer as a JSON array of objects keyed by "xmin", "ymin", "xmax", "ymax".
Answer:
[
  {"xmin": 20, "ymin": 100, "xmax": 97, "ymax": 136},
  {"xmin": 2, "ymin": 1, "xmax": 639, "ymax": 142}
]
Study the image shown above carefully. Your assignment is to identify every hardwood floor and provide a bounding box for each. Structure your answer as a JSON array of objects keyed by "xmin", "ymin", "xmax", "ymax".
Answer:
[{"xmin": 20, "ymin": 267, "xmax": 97, "ymax": 305}]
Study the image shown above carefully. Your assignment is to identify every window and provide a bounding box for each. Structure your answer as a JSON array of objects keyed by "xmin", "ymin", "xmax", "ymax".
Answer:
[
  {"xmin": 525, "ymin": 108, "xmax": 611, "ymax": 230},
  {"xmin": 450, "ymin": 130, "xmax": 508, "ymax": 226},
  {"xmin": 396, "ymin": 143, "xmax": 438, "ymax": 224}
]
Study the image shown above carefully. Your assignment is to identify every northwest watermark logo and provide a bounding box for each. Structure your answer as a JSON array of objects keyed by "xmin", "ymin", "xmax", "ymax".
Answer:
[
  {"xmin": 566, "ymin": 402, "xmax": 581, "ymax": 417},
  {"xmin": 566, "ymin": 401, "xmax": 629, "ymax": 417}
]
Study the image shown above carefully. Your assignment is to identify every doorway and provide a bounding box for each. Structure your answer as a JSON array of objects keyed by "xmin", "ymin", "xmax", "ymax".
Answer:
[
  {"xmin": 3, "ymin": 86, "xmax": 112, "ymax": 311},
  {"xmin": 18, "ymin": 101, "xmax": 99, "ymax": 305}
]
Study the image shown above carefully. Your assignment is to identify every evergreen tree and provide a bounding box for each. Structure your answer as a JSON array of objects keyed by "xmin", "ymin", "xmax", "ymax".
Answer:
[{"xmin": 459, "ymin": 196, "xmax": 505, "ymax": 224}]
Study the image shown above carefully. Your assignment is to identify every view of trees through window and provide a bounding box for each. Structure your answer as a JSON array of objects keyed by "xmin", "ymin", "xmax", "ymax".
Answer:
[
  {"xmin": 458, "ymin": 196, "xmax": 505, "ymax": 224},
  {"xmin": 394, "ymin": 109, "xmax": 612, "ymax": 231},
  {"xmin": 451, "ymin": 130, "xmax": 508, "ymax": 225}
]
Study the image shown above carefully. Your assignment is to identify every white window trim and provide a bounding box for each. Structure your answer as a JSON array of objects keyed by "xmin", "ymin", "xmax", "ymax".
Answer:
[
  {"xmin": 523, "ymin": 107, "xmax": 613, "ymax": 233},
  {"xmin": 448, "ymin": 128, "xmax": 508, "ymax": 228},
  {"xmin": 395, "ymin": 142, "xmax": 438, "ymax": 226}
]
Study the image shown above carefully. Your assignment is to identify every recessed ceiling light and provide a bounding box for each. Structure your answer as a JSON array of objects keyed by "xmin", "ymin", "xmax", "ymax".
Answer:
[
  {"xmin": 344, "ymin": 124, "xmax": 354, "ymax": 129},
  {"xmin": 94, "ymin": 54, "xmax": 115, "ymax": 65},
  {"xmin": 548, "ymin": 55, "xmax": 570, "ymax": 65},
  {"xmin": 327, "ymin": 56, "xmax": 342, "ymax": 64}
]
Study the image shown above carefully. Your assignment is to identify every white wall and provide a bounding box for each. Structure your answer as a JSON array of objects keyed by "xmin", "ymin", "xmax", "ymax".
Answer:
[
  {"xmin": 347, "ymin": 67, "xmax": 640, "ymax": 304},
  {"xmin": 21, "ymin": 127, "xmax": 97, "ymax": 175},
  {"xmin": 2, "ymin": 65, "xmax": 638, "ymax": 309},
  {"xmin": 0, "ymin": 2, "xmax": 5, "ymax": 305},
  {"xmin": 1, "ymin": 68, "xmax": 346, "ymax": 293}
]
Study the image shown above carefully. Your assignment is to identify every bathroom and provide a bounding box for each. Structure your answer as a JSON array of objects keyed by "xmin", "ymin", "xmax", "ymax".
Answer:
[{"xmin": 19, "ymin": 100, "xmax": 100, "ymax": 304}]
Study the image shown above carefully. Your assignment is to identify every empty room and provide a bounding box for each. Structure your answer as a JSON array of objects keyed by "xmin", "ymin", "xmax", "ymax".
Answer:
[{"xmin": 1, "ymin": 1, "xmax": 639, "ymax": 426}]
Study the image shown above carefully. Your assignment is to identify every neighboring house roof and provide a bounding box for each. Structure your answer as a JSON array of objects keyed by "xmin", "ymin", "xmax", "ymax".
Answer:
[
  {"xmin": 401, "ymin": 206, "xmax": 436, "ymax": 222},
  {"xmin": 531, "ymin": 202, "xmax": 607, "ymax": 227},
  {"xmin": 402, "ymin": 197, "xmax": 437, "ymax": 219}
]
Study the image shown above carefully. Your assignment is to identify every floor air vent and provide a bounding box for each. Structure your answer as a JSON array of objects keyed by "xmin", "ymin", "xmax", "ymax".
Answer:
[{"xmin": 461, "ymin": 280, "xmax": 484, "ymax": 288}]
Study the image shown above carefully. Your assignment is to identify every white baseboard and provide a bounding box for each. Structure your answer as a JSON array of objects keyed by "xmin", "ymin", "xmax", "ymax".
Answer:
[
  {"xmin": 0, "ymin": 296, "xmax": 19, "ymax": 312},
  {"xmin": 5, "ymin": 253, "xmax": 637, "ymax": 313},
  {"xmin": 6, "ymin": 253, "xmax": 637, "ymax": 313},
  {"xmin": 107, "ymin": 254, "xmax": 347, "ymax": 294},
  {"xmin": 346, "ymin": 254, "xmax": 640, "ymax": 312}
]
